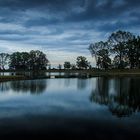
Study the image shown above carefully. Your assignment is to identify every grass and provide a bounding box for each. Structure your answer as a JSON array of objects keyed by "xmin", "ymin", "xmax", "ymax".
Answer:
[
  {"xmin": 0, "ymin": 69, "xmax": 140, "ymax": 82},
  {"xmin": 0, "ymin": 75, "xmax": 26, "ymax": 82}
]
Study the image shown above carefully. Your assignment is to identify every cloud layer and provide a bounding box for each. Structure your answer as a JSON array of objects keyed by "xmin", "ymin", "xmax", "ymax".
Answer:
[{"xmin": 0, "ymin": 0, "xmax": 140, "ymax": 66}]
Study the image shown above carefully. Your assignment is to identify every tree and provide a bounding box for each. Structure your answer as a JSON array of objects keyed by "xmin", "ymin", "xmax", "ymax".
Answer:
[
  {"xmin": 97, "ymin": 56, "xmax": 102, "ymax": 69},
  {"xmin": 89, "ymin": 41, "xmax": 109, "ymax": 68},
  {"xmin": 0, "ymin": 53, "xmax": 10, "ymax": 70},
  {"xmin": 9, "ymin": 52, "xmax": 23, "ymax": 70},
  {"xmin": 96, "ymin": 49, "xmax": 111, "ymax": 69},
  {"xmin": 71, "ymin": 64, "xmax": 76, "ymax": 70},
  {"xmin": 48, "ymin": 63, "xmax": 51, "ymax": 70},
  {"xmin": 126, "ymin": 36, "xmax": 140, "ymax": 69},
  {"xmin": 10, "ymin": 52, "xmax": 30, "ymax": 70},
  {"xmin": 58, "ymin": 64, "xmax": 62, "ymax": 70},
  {"xmin": 64, "ymin": 61, "xmax": 71, "ymax": 69},
  {"xmin": 9, "ymin": 50, "xmax": 49, "ymax": 70},
  {"xmin": 20, "ymin": 52, "xmax": 30, "ymax": 70},
  {"xmin": 112, "ymin": 55, "xmax": 120, "ymax": 68},
  {"xmin": 76, "ymin": 56, "xmax": 89, "ymax": 69},
  {"xmin": 108, "ymin": 30, "xmax": 135, "ymax": 68},
  {"xmin": 29, "ymin": 50, "xmax": 49, "ymax": 70}
]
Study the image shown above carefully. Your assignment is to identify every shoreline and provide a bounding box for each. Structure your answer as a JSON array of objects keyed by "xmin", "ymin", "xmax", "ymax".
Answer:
[{"xmin": 0, "ymin": 69, "xmax": 140, "ymax": 82}]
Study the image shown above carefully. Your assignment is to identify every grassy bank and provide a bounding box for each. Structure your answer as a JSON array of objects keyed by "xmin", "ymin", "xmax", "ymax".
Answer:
[
  {"xmin": 0, "ymin": 69, "xmax": 140, "ymax": 82},
  {"xmin": 0, "ymin": 75, "xmax": 27, "ymax": 82}
]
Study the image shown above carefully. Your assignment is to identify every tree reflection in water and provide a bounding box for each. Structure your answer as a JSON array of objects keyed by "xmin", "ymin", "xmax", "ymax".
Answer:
[
  {"xmin": 0, "ymin": 82, "xmax": 10, "ymax": 92},
  {"xmin": 77, "ymin": 79, "xmax": 87, "ymax": 90},
  {"xmin": 10, "ymin": 80, "xmax": 47, "ymax": 94},
  {"xmin": 90, "ymin": 77, "xmax": 140, "ymax": 117}
]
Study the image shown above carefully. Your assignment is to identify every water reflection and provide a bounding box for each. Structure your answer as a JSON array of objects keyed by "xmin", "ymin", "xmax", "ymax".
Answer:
[
  {"xmin": 0, "ymin": 82, "xmax": 10, "ymax": 92},
  {"xmin": 10, "ymin": 80, "xmax": 47, "ymax": 94},
  {"xmin": 0, "ymin": 77, "xmax": 140, "ymax": 118},
  {"xmin": 0, "ymin": 80, "xmax": 47, "ymax": 94},
  {"xmin": 90, "ymin": 77, "xmax": 140, "ymax": 117},
  {"xmin": 64, "ymin": 79, "xmax": 70, "ymax": 87},
  {"xmin": 77, "ymin": 79, "xmax": 87, "ymax": 90},
  {"xmin": 0, "ymin": 77, "xmax": 140, "ymax": 138}
]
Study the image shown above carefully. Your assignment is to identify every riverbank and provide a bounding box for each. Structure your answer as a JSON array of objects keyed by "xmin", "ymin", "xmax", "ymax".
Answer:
[
  {"xmin": 0, "ymin": 75, "xmax": 27, "ymax": 82},
  {"xmin": 0, "ymin": 69, "xmax": 140, "ymax": 82}
]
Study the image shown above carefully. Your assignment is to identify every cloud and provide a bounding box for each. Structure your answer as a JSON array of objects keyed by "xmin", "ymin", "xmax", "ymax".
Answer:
[{"xmin": 0, "ymin": 0, "xmax": 140, "ymax": 66}]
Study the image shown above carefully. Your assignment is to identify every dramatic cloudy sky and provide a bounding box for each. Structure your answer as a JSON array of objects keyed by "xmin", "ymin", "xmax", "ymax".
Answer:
[{"xmin": 0, "ymin": 0, "xmax": 140, "ymax": 66}]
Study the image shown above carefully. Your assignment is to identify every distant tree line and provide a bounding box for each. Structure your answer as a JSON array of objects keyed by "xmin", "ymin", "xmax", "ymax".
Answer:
[
  {"xmin": 63, "ymin": 56, "xmax": 90, "ymax": 70},
  {"xmin": 89, "ymin": 30, "xmax": 140, "ymax": 69},
  {"xmin": 0, "ymin": 50, "xmax": 49, "ymax": 70},
  {"xmin": 0, "ymin": 30, "xmax": 139, "ymax": 71},
  {"xmin": 62, "ymin": 30, "xmax": 140, "ymax": 70},
  {"xmin": 0, "ymin": 49, "xmax": 90, "ymax": 70}
]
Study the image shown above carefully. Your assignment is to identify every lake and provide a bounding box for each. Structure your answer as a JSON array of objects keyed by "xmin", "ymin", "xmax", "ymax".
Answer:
[{"xmin": 0, "ymin": 77, "xmax": 140, "ymax": 139}]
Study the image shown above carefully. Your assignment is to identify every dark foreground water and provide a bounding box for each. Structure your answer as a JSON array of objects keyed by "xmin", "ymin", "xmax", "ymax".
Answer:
[{"xmin": 0, "ymin": 77, "xmax": 140, "ymax": 139}]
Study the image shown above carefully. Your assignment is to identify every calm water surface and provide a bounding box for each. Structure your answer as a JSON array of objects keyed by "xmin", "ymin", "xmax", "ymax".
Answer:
[{"xmin": 0, "ymin": 77, "xmax": 140, "ymax": 139}]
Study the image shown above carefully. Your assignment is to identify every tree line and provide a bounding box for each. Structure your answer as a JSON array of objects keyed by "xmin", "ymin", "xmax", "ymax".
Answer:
[
  {"xmin": 63, "ymin": 56, "xmax": 90, "ymax": 70},
  {"xmin": 0, "ymin": 50, "xmax": 90, "ymax": 70},
  {"xmin": 63, "ymin": 30, "xmax": 140, "ymax": 70},
  {"xmin": 0, "ymin": 30, "xmax": 140, "ymax": 71},
  {"xmin": 89, "ymin": 30, "xmax": 140, "ymax": 69},
  {"xmin": 0, "ymin": 50, "xmax": 49, "ymax": 70}
]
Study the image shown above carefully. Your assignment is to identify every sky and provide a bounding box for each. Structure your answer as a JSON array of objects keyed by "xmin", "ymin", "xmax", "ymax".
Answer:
[{"xmin": 0, "ymin": 0, "xmax": 140, "ymax": 67}]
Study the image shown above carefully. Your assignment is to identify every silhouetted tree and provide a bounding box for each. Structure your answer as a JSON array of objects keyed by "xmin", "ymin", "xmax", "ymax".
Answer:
[
  {"xmin": 127, "ymin": 36, "xmax": 140, "ymax": 68},
  {"xmin": 96, "ymin": 49, "xmax": 111, "ymax": 69},
  {"xmin": 89, "ymin": 41, "xmax": 109, "ymax": 68},
  {"xmin": 9, "ymin": 50, "xmax": 49, "ymax": 70},
  {"xmin": 76, "ymin": 56, "xmax": 89, "ymax": 69},
  {"xmin": 20, "ymin": 52, "xmax": 30, "ymax": 70},
  {"xmin": 108, "ymin": 30, "xmax": 135, "ymax": 68},
  {"xmin": 64, "ymin": 61, "xmax": 71, "ymax": 69},
  {"xmin": 71, "ymin": 64, "xmax": 76, "ymax": 70},
  {"xmin": 58, "ymin": 64, "xmax": 62, "ymax": 70},
  {"xmin": 9, "ymin": 52, "xmax": 23, "ymax": 70},
  {"xmin": 29, "ymin": 50, "xmax": 49, "ymax": 70}
]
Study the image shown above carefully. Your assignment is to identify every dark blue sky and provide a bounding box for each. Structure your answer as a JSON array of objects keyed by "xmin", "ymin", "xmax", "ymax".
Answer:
[{"xmin": 0, "ymin": 0, "xmax": 140, "ymax": 66}]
